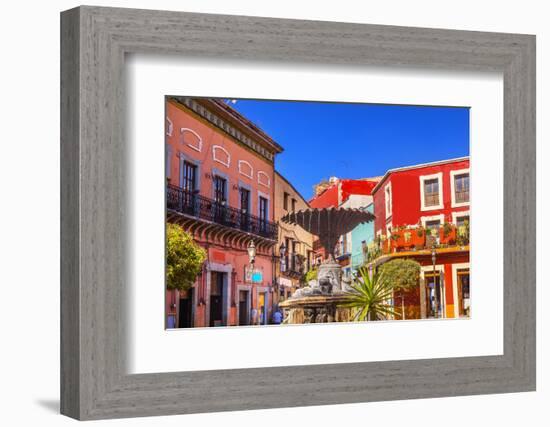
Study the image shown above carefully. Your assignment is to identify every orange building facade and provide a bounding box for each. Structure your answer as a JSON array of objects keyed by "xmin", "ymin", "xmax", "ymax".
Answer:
[{"xmin": 165, "ymin": 97, "xmax": 283, "ymax": 328}]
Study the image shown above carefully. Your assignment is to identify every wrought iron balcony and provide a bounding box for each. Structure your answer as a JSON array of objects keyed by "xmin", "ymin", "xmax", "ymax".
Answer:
[{"xmin": 167, "ymin": 184, "xmax": 278, "ymax": 240}]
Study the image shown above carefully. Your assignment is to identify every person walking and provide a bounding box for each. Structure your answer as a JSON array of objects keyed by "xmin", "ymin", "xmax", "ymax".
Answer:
[
  {"xmin": 250, "ymin": 307, "xmax": 258, "ymax": 326},
  {"xmin": 272, "ymin": 309, "xmax": 283, "ymax": 325}
]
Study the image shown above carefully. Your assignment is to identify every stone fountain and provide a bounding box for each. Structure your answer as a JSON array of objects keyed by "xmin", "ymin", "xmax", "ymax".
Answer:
[{"xmin": 278, "ymin": 207, "xmax": 375, "ymax": 324}]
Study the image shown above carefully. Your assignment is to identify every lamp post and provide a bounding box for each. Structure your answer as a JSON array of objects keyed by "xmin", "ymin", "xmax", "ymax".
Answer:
[
  {"xmin": 247, "ymin": 239, "xmax": 256, "ymax": 266},
  {"xmin": 431, "ymin": 244, "xmax": 439, "ymax": 318}
]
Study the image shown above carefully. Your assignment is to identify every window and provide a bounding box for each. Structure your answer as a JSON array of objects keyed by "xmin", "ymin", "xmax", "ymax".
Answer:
[
  {"xmin": 454, "ymin": 173, "xmax": 470, "ymax": 204},
  {"xmin": 240, "ymin": 188, "xmax": 250, "ymax": 212},
  {"xmin": 291, "ymin": 198, "xmax": 297, "ymax": 212},
  {"xmin": 283, "ymin": 192, "xmax": 289, "ymax": 210},
  {"xmin": 239, "ymin": 187, "xmax": 250, "ymax": 231},
  {"xmin": 166, "ymin": 146, "xmax": 172, "ymax": 180},
  {"xmin": 259, "ymin": 196, "xmax": 268, "ymax": 232},
  {"xmin": 425, "ymin": 219, "xmax": 441, "ymax": 244},
  {"xmin": 182, "ymin": 161, "xmax": 197, "ymax": 192},
  {"xmin": 425, "ymin": 219, "xmax": 441, "ymax": 230},
  {"xmin": 456, "ymin": 215, "xmax": 469, "ymax": 227},
  {"xmin": 214, "ymin": 175, "xmax": 226, "ymax": 204},
  {"xmin": 424, "ymin": 178, "xmax": 440, "ymax": 207}
]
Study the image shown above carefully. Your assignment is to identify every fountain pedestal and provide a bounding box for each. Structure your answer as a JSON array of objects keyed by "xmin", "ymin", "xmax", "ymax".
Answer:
[
  {"xmin": 279, "ymin": 207, "xmax": 375, "ymax": 325},
  {"xmin": 279, "ymin": 294, "xmax": 352, "ymax": 324}
]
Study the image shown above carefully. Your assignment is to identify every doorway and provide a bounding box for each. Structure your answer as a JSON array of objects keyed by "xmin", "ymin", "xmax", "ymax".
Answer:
[
  {"xmin": 424, "ymin": 271, "xmax": 442, "ymax": 318},
  {"xmin": 210, "ymin": 271, "xmax": 226, "ymax": 327},
  {"xmin": 178, "ymin": 288, "xmax": 194, "ymax": 328},
  {"xmin": 258, "ymin": 291, "xmax": 267, "ymax": 325},
  {"xmin": 238, "ymin": 290, "xmax": 250, "ymax": 326},
  {"xmin": 457, "ymin": 269, "xmax": 470, "ymax": 317}
]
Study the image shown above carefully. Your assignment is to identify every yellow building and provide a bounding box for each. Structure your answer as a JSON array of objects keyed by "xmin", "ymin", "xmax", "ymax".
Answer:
[{"xmin": 273, "ymin": 172, "xmax": 315, "ymax": 304}]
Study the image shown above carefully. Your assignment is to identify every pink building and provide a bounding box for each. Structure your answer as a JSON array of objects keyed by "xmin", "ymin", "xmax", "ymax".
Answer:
[{"xmin": 165, "ymin": 97, "xmax": 283, "ymax": 328}]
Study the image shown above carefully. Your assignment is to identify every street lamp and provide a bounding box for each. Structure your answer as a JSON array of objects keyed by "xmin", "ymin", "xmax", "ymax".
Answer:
[
  {"xmin": 247, "ymin": 239, "xmax": 256, "ymax": 265},
  {"xmin": 431, "ymin": 244, "xmax": 439, "ymax": 318}
]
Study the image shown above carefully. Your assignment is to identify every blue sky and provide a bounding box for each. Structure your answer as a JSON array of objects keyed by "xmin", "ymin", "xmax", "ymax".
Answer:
[{"xmin": 229, "ymin": 99, "xmax": 469, "ymax": 201}]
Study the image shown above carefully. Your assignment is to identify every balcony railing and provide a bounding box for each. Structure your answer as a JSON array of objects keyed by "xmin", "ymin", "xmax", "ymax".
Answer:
[
  {"xmin": 282, "ymin": 254, "xmax": 304, "ymax": 276},
  {"xmin": 167, "ymin": 184, "xmax": 278, "ymax": 240},
  {"xmin": 376, "ymin": 223, "xmax": 470, "ymax": 256}
]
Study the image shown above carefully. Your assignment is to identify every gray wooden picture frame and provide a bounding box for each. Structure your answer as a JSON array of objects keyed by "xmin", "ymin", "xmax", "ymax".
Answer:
[{"xmin": 60, "ymin": 5, "xmax": 536, "ymax": 421}]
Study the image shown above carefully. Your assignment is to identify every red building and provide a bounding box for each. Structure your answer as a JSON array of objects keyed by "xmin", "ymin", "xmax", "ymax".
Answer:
[
  {"xmin": 371, "ymin": 157, "xmax": 470, "ymax": 320},
  {"xmin": 165, "ymin": 97, "xmax": 283, "ymax": 328},
  {"xmin": 309, "ymin": 178, "xmax": 380, "ymax": 263}
]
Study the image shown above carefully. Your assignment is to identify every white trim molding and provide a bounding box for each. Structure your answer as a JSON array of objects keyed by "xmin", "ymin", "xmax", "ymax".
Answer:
[
  {"xmin": 420, "ymin": 264, "xmax": 446, "ymax": 319},
  {"xmin": 450, "ymin": 168, "xmax": 470, "ymax": 208},
  {"xmin": 238, "ymin": 160, "xmax": 254, "ymax": 179},
  {"xmin": 451, "ymin": 210, "xmax": 470, "ymax": 225},
  {"xmin": 419, "ymin": 172, "xmax": 443, "ymax": 211},
  {"xmin": 166, "ymin": 117, "xmax": 173, "ymax": 137},
  {"xmin": 451, "ymin": 262, "xmax": 470, "ymax": 319},
  {"xmin": 257, "ymin": 171, "xmax": 270, "ymax": 188},
  {"xmin": 384, "ymin": 182, "xmax": 392, "ymax": 219},
  {"xmin": 420, "ymin": 214, "xmax": 445, "ymax": 228},
  {"xmin": 212, "ymin": 145, "xmax": 230, "ymax": 167},
  {"xmin": 180, "ymin": 127, "xmax": 202, "ymax": 153}
]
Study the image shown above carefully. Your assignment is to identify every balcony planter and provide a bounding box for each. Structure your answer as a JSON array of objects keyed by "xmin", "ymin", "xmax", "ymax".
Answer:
[
  {"xmin": 440, "ymin": 224, "xmax": 457, "ymax": 245},
  {"xmin": 390, "ymin": 228, "xmax": 426, "ymax": 252}
]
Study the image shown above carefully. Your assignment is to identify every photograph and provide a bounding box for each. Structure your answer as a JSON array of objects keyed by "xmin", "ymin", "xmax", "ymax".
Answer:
[{"xmin": 165, "ymin": 96, "xmax": 470, "ymax": 328}]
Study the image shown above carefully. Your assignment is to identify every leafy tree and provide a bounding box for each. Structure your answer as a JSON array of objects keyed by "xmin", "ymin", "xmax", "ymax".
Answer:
[
  {"xmin": 378, "ymin": 259, "xmax": 420, "ymax": 319},
  {"xmin": 166, "ymin": 223, "xmax": 206, "ymax": 291},
  {"xmin": 341, "ymin": 267, "xmax": 397, "ymax": 321}
]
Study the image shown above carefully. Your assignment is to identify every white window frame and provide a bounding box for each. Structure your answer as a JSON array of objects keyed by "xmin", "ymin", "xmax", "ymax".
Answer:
[
  {"xmin": 451, "ymin": 210, "xmax": 470, "ymax": 225},
  {"xmin": 421, "ymin": 214, "xmax": 445, "ymax": 242},
  {"xmin": 450, "ymin": 168, "xmax": 470, "ymax": 208},
  {"xmin": 166, "ymin": 117, "xmax": 173, "ymax": 137},
  {"xmin": 238, "ymin": 160, "xmax": 253, "ymax": 179},
  {"xmin": 420, "ymin": 213, "xmax": 445, "ymax": 228},
  {"xmin": 419, "ymin": 172, "xmax": 443, "ymax": 211},
  {"xmin": 421, "ymin": 264, "xmax": 447, "ymax": 319},
  {"xmin": 451, "ymin": 262, "xmax": 471, "ymax": 319},
  {"xmin": 257, "ymin": 171, "xmax": 271, "ymax": 188},
  {"xmin": 212, "ymin": 145, "xmax": 230, "ymax": 167},
  {"xmin": 384, "ymin": 182, "xmax": 392, "ymax": 219},
  {"xmin": 180, "ymin": 127, "xmax": 202, "ymax": 153}
]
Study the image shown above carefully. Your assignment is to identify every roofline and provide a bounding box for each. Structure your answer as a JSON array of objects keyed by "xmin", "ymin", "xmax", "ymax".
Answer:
[
  {"xmin": 372, "ymin": 156, "xmax": 470, "ymax": 194},
  {"xmin": 275, "ymin": 171, "xmax": 310, "ymax": 207},
  {"xmin": 210, "ymin": 99, "xmax": 284, "ymax": 153}
]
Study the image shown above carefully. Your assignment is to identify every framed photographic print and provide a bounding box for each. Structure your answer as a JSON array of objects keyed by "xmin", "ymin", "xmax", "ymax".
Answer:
[{"xmin": 61, "ymin": 6, "xmax": 536, "ymax": 420}]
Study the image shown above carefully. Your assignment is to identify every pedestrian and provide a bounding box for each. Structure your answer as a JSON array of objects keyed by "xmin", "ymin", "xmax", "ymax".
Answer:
[
  {"xmin": 251, "ymin": 307, "xmax": 258, "ymax": 326},
  {"xmin": 272, "ymin": 309, "xmax": 283, "ymax": 325}
]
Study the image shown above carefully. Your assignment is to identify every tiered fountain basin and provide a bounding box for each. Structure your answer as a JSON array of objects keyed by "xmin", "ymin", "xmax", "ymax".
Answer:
[{"xmin": 279, "ymin": 207, "xmax": 375, "ymax": 324}]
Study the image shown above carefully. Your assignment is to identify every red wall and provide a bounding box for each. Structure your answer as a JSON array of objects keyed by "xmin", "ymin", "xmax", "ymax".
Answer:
[
  {"xmin": 309, "ymin": 179, "xmax": 378, "ymax": 209},
  {"xmin": 373, "ymin": 159, "xmax": 470, "ymax": 235},
  {"xmin": 340, "ymin": 179, "xmax": 378, "ymax": 203},
  {"xmin": 309, "ymin": 184, "xmax": 339, "ymax": 208}
]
